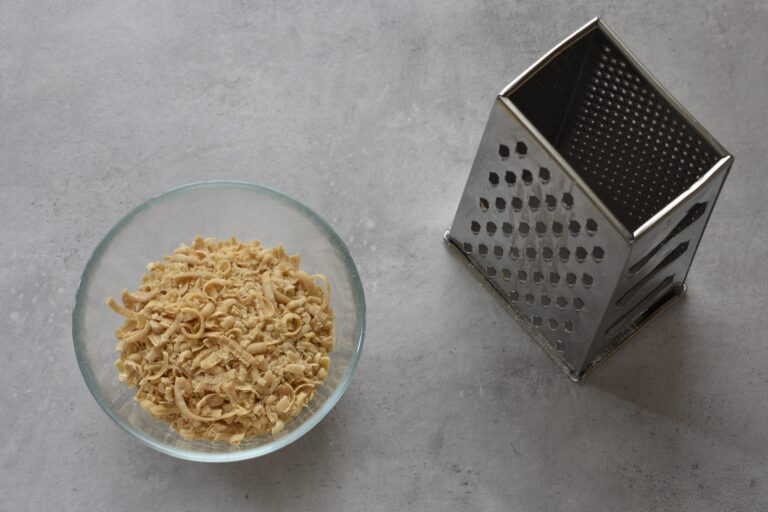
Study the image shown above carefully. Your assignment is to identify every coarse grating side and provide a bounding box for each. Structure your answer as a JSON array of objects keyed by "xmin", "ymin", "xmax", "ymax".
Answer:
[
  {"xmin": 445, "ymin": 18, "xmax": 733, "ymax": 380},
  {"xmin": 447, "ymin": 97, "xmax": 630, "ymax": 375}
]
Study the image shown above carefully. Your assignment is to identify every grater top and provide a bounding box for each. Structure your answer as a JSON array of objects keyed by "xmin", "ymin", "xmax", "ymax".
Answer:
[{"xmin": 502, "ymin": 18, "xmax": 730, "ymax": 236}]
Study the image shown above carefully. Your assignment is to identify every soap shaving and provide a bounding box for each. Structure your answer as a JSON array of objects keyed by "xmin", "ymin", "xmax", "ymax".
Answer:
[{"xmin": 108, "ymin": 236, "xmax": 334, "ymax": 444}]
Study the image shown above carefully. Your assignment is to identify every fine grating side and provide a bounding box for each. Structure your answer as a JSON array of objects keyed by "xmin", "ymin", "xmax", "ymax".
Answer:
[
  {"xmin": 446, "ymin": 19, "xmax": 733, "ymax": 379},
  {"xmin": 510, "ymin": 29, "xmax": 721, "ymax": 233}
]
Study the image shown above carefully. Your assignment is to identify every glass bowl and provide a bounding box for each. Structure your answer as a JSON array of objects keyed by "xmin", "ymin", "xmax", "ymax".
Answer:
[{"xmin": 73, "ymin": 181, "xmax": 365, "ymax": 462}]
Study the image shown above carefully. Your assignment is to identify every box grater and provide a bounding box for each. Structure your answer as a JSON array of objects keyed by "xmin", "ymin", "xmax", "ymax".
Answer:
[{"xmin": 445, "ymin": 18, "xmax": 733, "ymax": 380}]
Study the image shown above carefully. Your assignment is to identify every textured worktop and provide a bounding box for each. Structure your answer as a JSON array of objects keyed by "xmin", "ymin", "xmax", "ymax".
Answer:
[{"xmin": 2, "ymin": 1, "xmax": 767, "ymax": 510}]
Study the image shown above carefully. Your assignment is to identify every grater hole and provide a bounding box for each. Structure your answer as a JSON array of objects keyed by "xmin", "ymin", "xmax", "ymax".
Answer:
[
  {"xmin": 548, "ymin": 318, "xmax": 559, "ymax": 330},
  {"xmin": 566, "ymin": 272, "xmax": 577, "ymax": 286},
  {"xmin": 522, "ymin": 170, "xmax": 533, "ymax": 185},
  {"xmin": 535, "ymin": 221, "xmax": 547, "ymax": 236},
  {"xmin": 493, "ymin": 245, "xmax": 504, "ymax": 259},
  {"xmin": 556, "ymin": 296, "xmax": 568, "ymax": 309},
  {"xmin": 550, "ymin": 272, "xmax": 561, "ymax": 285},
  {"xmin": 525, "ymin": 293, "xmax": 535, "ymax": 305},
  {"xmin": 559, "ymin": 247, "xmax": 571, "ymax": 262},
  {"xmin": 486, "ymin": 266, "xmax": 496, "ymax": 278},
  {"xmin": 528, "ymin": 196, "xmax": 540, "ymax": 210},
  {"xmin": 562, "ymin": 193, "xmax": 574, "ymax": 209},
  {"xmin": 479, "ymin": 244, "xmax": 488, "ymax": 256},
  {"xmin": 471, "ymin": 221, "xmax": 481, "ymax": 234},
  {"xmin": 499, "ymin": 144, "xmax": 510, "ymax": 159},
  {"xmin": 582, "ymin": 273, "xmax": 594, "ymax": 288},
  {"xmin": 533, "ymin": 271, "xmax": 544, "ymax": 284},
  {"xmin": 592, "ymin": 246, "xmax": 605, "ymax": 261},
  {"xmin": 525, "ymin": 246, "xmax": 537, "ymax": 260},
  {"xmin": 542, "ymin": 247, "xmax": 554, "ymax": 261},
  {"xmin": 555, "ymin": 340, "xmax": 565, "ymax": 353},
  {"xmin": 518, "ymin": 222, "xmax": 530, "ymax": 236},
  {"xmin": 509, "ymin": 290, "xmax": 519, "ymax": 302},
  {"xmin": 564, "ymin": 320, "xmax": 574, "ymax": 333},
  {"xmin": 505, "ymin": 171, "xmax": 516, "ymax": 185},
  {"xmin": 573, "ymin": 297, "xmax": 585, "ymax": 311},
  {"xmin": 502, "ymin": 222, "xmax": 513, "ymax": 236},
  {"xmin": 479, "ymin": 197, "xmax": 489, "ymax": 211},
  {"xmin": 463, "ymin": 242, "xmax": 472, "ymax": 253},
  {"xmin": 486, "ymin": 221, "xmax": 497, "ymax": 236},
  {"xmin": 575, "ymin": 247, "xmax": 588, "ymax": 262},
  {"xmin": 489, "ymin": 172, "xmax": 499, "ymax": 187},
  {"xmin": 501, "ymin": 268, "xmax": 512, "ymax": 281},
  {"xmin": 552, "ymin": 221, "xmax": 564, "ymax": 236},
  {"xmin": 509, "ymin": 246, "xmax": 520, "ymax": 260},
  {"xmin": 541, "ymin": 295, "xmax": 551, "ymax": 308},
  {"xmin": 539, "ymin": 167, "xmax": 551, "ymax": 183},
  {"xmin": 511, "ymin": 197, "xmax": 523, "ymax": 211},
  {"xmin": 517, "ymin": 270, "xmax": 528, "ymax": 283},
  {"xmin": 515, "ymin": 141, "xmax": 528, "ymax": 155},
  {"xmin": 586, "ymin": 218, "xmax": 598, "ymax": 234},
  {"xmin": 495, "ymin": 197, "xmax": 506, "ymax": 212},
  {"xmin": 531, "ymin": 314, "xmax": 542, "ymax": 327},
  {"xmin": 569, "ymin": 220, "xmax": 581, "ymax": 236},
  {"xmin": 545, "ymin": 194, "xmax": 557, "ymax": 210}
]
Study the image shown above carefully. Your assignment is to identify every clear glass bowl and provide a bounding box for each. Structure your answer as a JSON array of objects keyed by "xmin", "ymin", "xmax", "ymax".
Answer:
[{"xmin": 73, "ymin": 181, "xmax": 365, "ymax": 462}]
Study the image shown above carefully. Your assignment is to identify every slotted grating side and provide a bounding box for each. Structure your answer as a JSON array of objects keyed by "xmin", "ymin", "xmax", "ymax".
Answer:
[
  {"xmin": 449, "ymin": 100, "xmax": 628, "ymax": 371},
  {"xmin": 557, "ymin": 31, "xmax": 720, "ymax": 232},
  {"xmin": 587, "ymin": 165, "xmax": 730, "ymax": 365}
]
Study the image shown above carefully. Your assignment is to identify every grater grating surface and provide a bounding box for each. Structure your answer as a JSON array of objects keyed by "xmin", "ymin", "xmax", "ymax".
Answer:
[
  {"xmin": 510, "ymin": 29, "xmax": 721, "ymax": 232},
  {"xmin": 446, "ymin": 18, "xmax": 733, "ymax": 379}
]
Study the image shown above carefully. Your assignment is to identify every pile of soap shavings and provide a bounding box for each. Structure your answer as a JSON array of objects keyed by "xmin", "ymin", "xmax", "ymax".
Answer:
[{"xmin": 108, "ymin": 236, "xmax": 334, "ymax": 445}]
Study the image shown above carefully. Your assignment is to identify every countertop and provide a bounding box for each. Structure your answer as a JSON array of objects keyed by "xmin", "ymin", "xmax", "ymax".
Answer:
[{"xmin": 2, "ymin": 1, "xmax": 767, "ymax": 510}]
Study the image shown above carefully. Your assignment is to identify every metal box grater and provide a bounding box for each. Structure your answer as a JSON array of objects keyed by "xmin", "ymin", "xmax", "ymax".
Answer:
[{"xmin": 445, "ymin": 18, "xmax": 733, "ymax": 380}]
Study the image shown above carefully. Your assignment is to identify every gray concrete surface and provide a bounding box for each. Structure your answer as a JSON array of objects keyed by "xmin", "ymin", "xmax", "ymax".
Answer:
[{"xmin": 1, "ymin": 1, "xmax": 767, "ymax": 510}]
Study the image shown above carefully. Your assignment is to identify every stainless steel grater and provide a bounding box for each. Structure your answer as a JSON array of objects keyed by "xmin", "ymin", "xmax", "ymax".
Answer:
[{"xmin": 445, "ymin": 18, "xmax": 733, "ymax": 380}]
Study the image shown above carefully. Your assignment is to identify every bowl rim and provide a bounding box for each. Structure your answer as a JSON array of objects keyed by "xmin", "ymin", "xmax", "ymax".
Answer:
[{"xmin": 72, "ymin": 180, "xmax": 366, "ymax": 462}]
